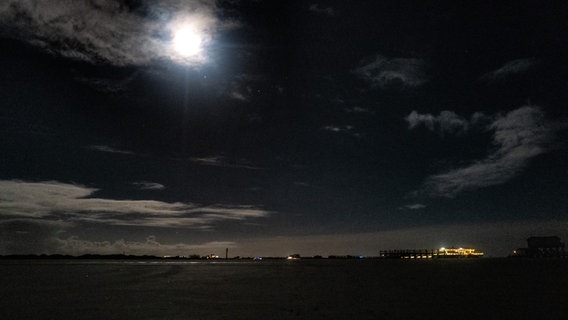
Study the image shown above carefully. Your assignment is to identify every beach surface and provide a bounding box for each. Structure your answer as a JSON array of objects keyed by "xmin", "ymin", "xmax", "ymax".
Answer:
[{"xmin": 1, "ymin": 258, "xmax": 567, "ymax": 319}]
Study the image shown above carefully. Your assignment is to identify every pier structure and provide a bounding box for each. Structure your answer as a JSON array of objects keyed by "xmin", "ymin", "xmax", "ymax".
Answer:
[{"xmin": 379, "ymin": 249, "xmax": 436, "ymax": 259}]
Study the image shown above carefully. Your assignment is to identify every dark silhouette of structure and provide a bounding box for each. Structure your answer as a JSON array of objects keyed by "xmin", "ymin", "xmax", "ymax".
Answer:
[
  {"xmin": 380, "ymin": 249, "xmax": 436, "ymax": 259},
  {"xmin": 512, "ymin": 236, "xmax": 566, "ymax": 258},
  {"xmin": 527, "ymin": 236, "xmax": 565, "ymax": 257}
]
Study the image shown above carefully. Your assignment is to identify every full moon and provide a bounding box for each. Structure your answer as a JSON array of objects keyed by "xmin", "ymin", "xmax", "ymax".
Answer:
[{"xmin": 173, "ymin": 26, "xmax": 203, "ymax": 57}]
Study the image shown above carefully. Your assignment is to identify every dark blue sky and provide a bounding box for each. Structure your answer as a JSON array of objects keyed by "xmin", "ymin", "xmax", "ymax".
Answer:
[{"xmin": 1, "ymin": 0, "xmax": 567, "ymax": 257}]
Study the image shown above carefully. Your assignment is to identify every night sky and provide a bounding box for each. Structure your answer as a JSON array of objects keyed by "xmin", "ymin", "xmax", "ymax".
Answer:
[{"xmin": 1, "ymin": 0, "xmax": 567, "ymax": 257}]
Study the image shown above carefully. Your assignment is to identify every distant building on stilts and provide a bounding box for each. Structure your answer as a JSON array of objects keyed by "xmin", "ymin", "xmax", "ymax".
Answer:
[{"xmin": 511, "ymin": 236, "xmax": 566, "ymax": 258}]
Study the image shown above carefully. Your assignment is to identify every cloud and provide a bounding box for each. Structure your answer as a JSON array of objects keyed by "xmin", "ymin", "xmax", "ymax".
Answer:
[
  {"xmin": 323, "ymin": 125, "xmax": 353, "ymax": 133},
  {"xmin": 73, "ymin": 71, "xmax": 139, "ymax": 93},
  {"xmin": 309, "ymin": 4, "xmax": 335, "ymax": 16},
  {"xmin": 353, "ymin": 55, "xmax": 427, "ymax": 88},
  {"xmin": 0, "ymin": 0, "xmax": 219, "ymax": 66},
  {"xmin": 229, "ymin": 90, "xmax": 248, "ymax": 101},
  {"xmin": 133, "ymin": 181, "xmax": 166, "ymax": 190},
  {"xmin": 87, "ymin": 145, "xmax": 136, "ymax": 155},
  {"xmin": 0, "ymin": 180, "xmax": 270, "ymax": 228},
  {"xmin": 189, "ymin": 156, "xmax": 263, "ymax": 170},
  {"xmin": 401, "ymin": 204, "xmax": 427, "ymax": 210},
  {"xmin": 406, "ymin": 110, "xmax": 490, "ymax": 136},
  {"xmin": 0, "ymin": 219, "xmax": 70, "ymax": 254},
  {"xmin": 0, "ymin": 218, "xmax": 237, "ymax": 255},
  {"xmin": 344, "ymin": 106, "xmax": 372, "ymax": 114},
  {"xmin": 55, "ymin": 235, "xmax": 237, "ymax": 256},
  {"xmin": 322, "ymin": 125, "xmax": 361, "ymax": 138},
  {"xmin": 482, "ymin": 58, "xmax": 539, "ymax": 81},
  {"xmin": 409, "ymin": 106, "xmax": 558, "ymax": 197},
  {"xmin": 227, "ymin": 74, "xmax": 272, "ymax": 102}
]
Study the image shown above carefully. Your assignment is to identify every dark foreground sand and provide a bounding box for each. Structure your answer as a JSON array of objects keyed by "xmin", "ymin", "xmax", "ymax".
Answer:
[{"xmin": 0, "ymin": 258, "xmax": 566, "ymax": 319}]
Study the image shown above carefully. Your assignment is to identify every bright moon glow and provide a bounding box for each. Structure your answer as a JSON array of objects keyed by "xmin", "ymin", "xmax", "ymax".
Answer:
[{"xmin": 173, "ymin": 26, "xmax": 203, "ymax": 57}]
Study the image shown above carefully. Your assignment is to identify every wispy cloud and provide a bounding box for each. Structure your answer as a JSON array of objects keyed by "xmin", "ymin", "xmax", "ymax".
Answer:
[
  {"xmin": 408, "ymin": 106, "xmax": 558, "ymax": 197},
  {"xmin": 309, "ymin": 4, "xmax": 335, "ymax": 16},
  {"xmin": 88, "ymin": 147, "xmax": 263, "ymax": 170},
  {"xmin": 87, "ymin": 145, "xmax": 136, "ymax": 155},
  {"xmin": 344, "ymin": 106, "xmax": 372, "ymax": 114},
  {"xmin": 482, "ymin": 58, "xmax": 539, "ymax": 81},
  {"xmin": 0, "ymin": 180, "xmax": 270, "ymax": 228},
  {"xmin": 323, "ymin": 125, "xmax": 353, "ymax": 133},
  {"xmin": 133, "ymin": 181, "xmax": 165, "ymax": 190},
  {"xmin": 401, "ymin": 203, "xmax": 427, "ymax": 210},
  {"xmin": 189, "ymin": 156, "xmax": 263, "ymax": 170},
  {"xmin": 0, "ymin": 0, "xmax": 220, "ymax": 66},
  {"xmin": 353, "ymin": 55, "xmax": 427, "ymax": 88},
  {"xmin": 226, "ymin": 74, "xmax": 272, "ymax": 102},
  {"xmin": 322, "ymin": 125, "xmax": 361, "ymax": 138},
  {"xmin": 406, "ymin": 110, "xmax": 490, "ymax": 136},
  {"xmin": 73, "ymin": 71, "xmax": 139, "ymax": 93},
  {"xmin": 229, "ymin": 90, "xmax": 248, "ymax": 101}
]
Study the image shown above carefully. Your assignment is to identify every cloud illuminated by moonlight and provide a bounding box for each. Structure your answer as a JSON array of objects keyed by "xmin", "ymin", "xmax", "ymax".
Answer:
[
  {"xmin": 0, "ymin": 180, "xmax": 270, "ymax": 229},
  {"xmin": 0, "ymin": 0, "xmax": 219, "ymax": 66}
]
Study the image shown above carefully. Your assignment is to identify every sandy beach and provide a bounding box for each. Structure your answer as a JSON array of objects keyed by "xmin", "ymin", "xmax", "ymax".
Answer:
[{"xmin": 1, "ymin": 258, "xmax": 567, "ymax": 319}]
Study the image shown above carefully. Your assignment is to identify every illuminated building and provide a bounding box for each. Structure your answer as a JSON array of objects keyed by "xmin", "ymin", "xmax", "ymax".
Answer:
[{"xmin": 436, "ymin": 247, "xmax": 484, "ymax": 258}]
